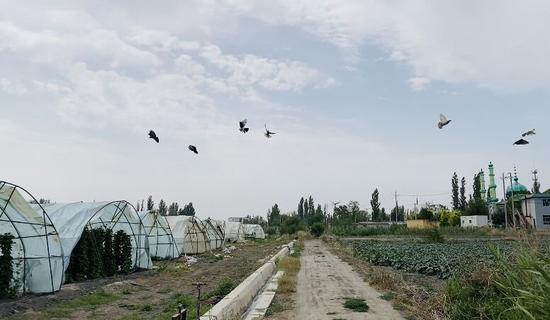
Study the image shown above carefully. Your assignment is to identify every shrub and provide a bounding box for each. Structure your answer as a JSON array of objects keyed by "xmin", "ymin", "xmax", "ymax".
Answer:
[
  {"xmin": 343, "ymin": 298, "xmax": 369, "ymax": 312},
  {"xmin": 0, "ymin": 233, "xmax": 14, "ymax": 299},
  {"xmin": 310, "ymin": 223, "xmax": 325, "ymax": 237},
  {"xmin": 113, "ymin": 230, "xmax": 133, "ymax": 273},
  {"xmin": 279, "ymin": 216, "xmax": 305, "ymax": 235},
  {"xmin": 417, "ymin": 208, "xmax": 435, "ymax": 221}
]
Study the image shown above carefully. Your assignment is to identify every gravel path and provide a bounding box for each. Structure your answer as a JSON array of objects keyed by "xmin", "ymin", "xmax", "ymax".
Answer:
[{"xmin": 295, "ymin": 240, "xmax": 405, "ymax": 320}]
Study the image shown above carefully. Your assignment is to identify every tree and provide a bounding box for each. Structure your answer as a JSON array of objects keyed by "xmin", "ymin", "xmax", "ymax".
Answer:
[
  {"xmin": 459, "ymin": 177, "xmax": 467, "ymax": 211},
  {"xmin": 370, "ymin": 189, "xmax": 381, "ymax": 221},
  {"xmin": 473, "ymin": 174, "xmax": 482, "ymax": 200},
  {"xmin": 465, "ymin": 198, "xmax": 489, "ymax": 216},
  {"xmin": 391, "ymin": 205, "xmax": 405, "ymax": 222},
  {"xmin": 310, "ymin": 223, "xmax": 325, "ymax": 237},
  {"xmin": 268, "ymin": 204, "xmax": 281, "ymax": 227},
  {"xmin": 417, "ymin": 208, "xmax": 435, "ymax": 221},
  {"xmin": 279, "ymin": 215, "xmax": 305, "ymax": 234},
  {"xmin": 452, "ymin": 172, "xmax": 460, "ymax": 210},
  {"xmin": 147, "ymin": 196, "xmax": 154, "ymax": 211},
  {"xmin": 298, "ymin": 197, "xmax": 305, "ymax": 220},
  {"xmin": 181, "ymin": 202, "xmax": 196, "ymax": 216},
  {"xmin": 380, "ymin": 208, "xmax": 388, "ymax": 221},
  {"xmin": 158, "ymin": 200, "xmax": 167, "ymax": 216},
  {"xmin": 308, "ymin": 196, "xmax": 315, "ymax": 222},
  {"xmin": 168, "ymin": 202, "xmax": 179, "ymax": 216}
]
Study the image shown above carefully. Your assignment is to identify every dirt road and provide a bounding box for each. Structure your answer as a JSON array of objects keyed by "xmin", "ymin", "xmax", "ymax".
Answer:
[{"xmin": 295, "ymin": 240, "xmax": 404, "ymax": 320}]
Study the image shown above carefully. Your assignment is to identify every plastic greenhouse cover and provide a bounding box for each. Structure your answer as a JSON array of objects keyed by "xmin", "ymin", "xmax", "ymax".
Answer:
[
  {"xmin": 165, "ymin": 215, "xmax": 210, "ymax": 254},
  {"xmin": 138, "ymin": 211, "xmax": 179, "ymax": 258},
  {"xmin": 0, "ymin": 185, "xmax": 64, "ymax": 293},
  {"xmin": 38, "ymin": 201, "xmax": 152, "ymax": 275}
]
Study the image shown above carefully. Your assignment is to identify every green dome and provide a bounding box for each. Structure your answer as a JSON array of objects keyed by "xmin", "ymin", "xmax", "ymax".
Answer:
[{"xmin": 506, "ymin": 181, "xmax": 529, "ymax": 195}]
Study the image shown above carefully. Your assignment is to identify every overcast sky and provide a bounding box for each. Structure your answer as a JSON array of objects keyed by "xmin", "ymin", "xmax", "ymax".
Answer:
[{"xmin": 2, "ymin": 1, "xmax": 549, "ymax": 219}]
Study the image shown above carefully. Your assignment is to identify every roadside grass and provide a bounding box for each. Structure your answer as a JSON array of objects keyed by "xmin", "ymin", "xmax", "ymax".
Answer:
[
  {"xmin": 380, "ymin": 291, "xmax": 396, "ymax": 301},
  {"xmin": 265, "ymin": 239, "xmax": 303, "ymax": 316},
  {"xmin": 343, "ymin": 298, "xmax": 369, "ymax": 312}
]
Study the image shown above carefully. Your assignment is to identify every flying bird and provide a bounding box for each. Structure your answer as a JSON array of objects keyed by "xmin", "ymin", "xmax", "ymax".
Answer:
[
  {"xmin": 148, "ymin": 130, "xmax": 159, "ymax": 143},
  {"xmin": 188, "ymin": 145, "xmax": 198, "ymax": 154},
  {"xmin": 522, "ymin": 129, "xmax": 536, "ymax": 137},
  {"xmin": 239, "ymin": 119, "xmax": 249, "ymax": 133},
  {"xmin": 513, "ymin": 139, "xmax": 529, "ymax": 145},
  {"xmin": 437, "ymin": 114, "xmax": 452, "ymax": 129},
  {"xmin": 264, "ymin": 124, "xmax": 276, "ymax": 138}
]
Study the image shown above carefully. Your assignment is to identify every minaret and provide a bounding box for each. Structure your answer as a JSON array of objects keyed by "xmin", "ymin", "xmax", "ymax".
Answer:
[
  {"xmin": 487, "ymin": 162, "xmax": 497, "ymax": 202},
  {"xmin": 479, "ymin": 169, "xmax": 487, "ymax": 201}
]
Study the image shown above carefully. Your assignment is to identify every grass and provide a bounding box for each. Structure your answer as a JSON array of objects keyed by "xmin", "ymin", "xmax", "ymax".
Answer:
[
  {"xmin": 141, "ymin": 304, "xmax": 153, "ymax": 311},
  {"xmin": 343, "ymin": 298, "xmax": 369, "ymax": 312},
  {"xmin": 266, "ymin": 239, "xmax": 303, "ymax": 316},
  {"xmin": 10, "ymin": 289, "xmax": 121, "ymax": 319},
  {"xmin": 380, "ymin": 291, "xmax": 396, "ymax": 301}
]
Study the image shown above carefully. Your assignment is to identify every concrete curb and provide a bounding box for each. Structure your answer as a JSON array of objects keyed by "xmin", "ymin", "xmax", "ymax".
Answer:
[{"xmin": 200, "ymin": 241, "xmax": 295, "ymax": 320}]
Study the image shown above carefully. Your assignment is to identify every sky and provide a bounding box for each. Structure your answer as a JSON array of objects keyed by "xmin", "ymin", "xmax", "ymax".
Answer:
[{"xmin": 1, "ymin": 1, "xmax": 550, "ymax": 219}]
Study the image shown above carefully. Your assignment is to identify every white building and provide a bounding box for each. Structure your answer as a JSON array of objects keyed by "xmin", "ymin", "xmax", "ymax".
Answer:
[
  {"xmin": 520, "ymin": 194, "xmax": 550, "ymax": 230},
  {"xmin": 460, "ymin": 215, "xmax": 489, "ymax": 228}
]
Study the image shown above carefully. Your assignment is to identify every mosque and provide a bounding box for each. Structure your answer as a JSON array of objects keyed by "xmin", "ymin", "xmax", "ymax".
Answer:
[{"xmin": 477, "ymin": 163, "xmax": 549, "ymax": 230}]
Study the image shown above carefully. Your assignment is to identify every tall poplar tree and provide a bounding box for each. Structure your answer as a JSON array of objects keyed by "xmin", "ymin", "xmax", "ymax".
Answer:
[
  {"xmin": 370, "ymin": 189, "xmax": 381, "ymax": 221},
  {"xmin": 459, "ymin": 177, "xmax": 467, "ymax": 211},
  {"xmin": 452, "ymin": 172, "xmax": 460, "ymax": 210}
]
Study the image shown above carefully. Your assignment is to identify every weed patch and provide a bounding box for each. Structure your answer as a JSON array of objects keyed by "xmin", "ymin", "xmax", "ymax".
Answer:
[{"xmin": 343, "ymin": 298, "xmax": 369, "ymax": 312}]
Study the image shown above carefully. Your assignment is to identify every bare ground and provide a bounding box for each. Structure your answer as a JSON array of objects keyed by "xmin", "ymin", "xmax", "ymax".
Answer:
[
  {"xmin": 270, "ymin": 239, "xmax": 405, "ymax": 320},
  {"xmin": 0, "ymin": 239, "xmax": 286, "ymax": 320}
]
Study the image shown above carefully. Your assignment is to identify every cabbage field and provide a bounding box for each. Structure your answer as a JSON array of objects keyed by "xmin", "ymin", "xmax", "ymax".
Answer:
[{"xmin": 352, "ymin": 240, "xmax": 520, "ymax": 279}]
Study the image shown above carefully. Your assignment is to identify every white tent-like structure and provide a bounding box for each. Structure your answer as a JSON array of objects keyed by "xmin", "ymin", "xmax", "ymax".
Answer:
[
  {"xmin": 225, "ymin": 221, "xmax": 245, "ymax": 242},
  {"xmin": 243, "ymin": 224, "xmax": 266, "ymax": 239},
  {"xmin": 201, "ymin": 218, "xmax": 225, "ymax": 250},
  {"xmin": 40, "ymin": 201, "xmax": 152, "ymax": 276},
  {"xmin": 0, "ymin": 181, "xmax": 64, "ymax": 294},
  {"xmin": 138, "ymin": 211, "xmax": 180, "ymax": 259},
  {"xmin": 165, "ymin": 215, "xmax": 209, "ymax": 254}
]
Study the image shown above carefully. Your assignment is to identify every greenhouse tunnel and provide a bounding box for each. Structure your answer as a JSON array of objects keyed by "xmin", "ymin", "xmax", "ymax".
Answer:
[
  {"xmin": 38, "ymin": 200, "xmax": 152, "ymax": 280},
  {"xmin": 138, "ymin": 211, "xmax": 180, "ymax": 259},
  {"xmin": 225, "ymin": 221, "xmax": 246, "ymax": 242},
  {"xmin": 0, "ymin": 181, "xmax": 64, "ymax": 294},
  {"xmin": 166, "ymin": 215, "xmax": 210, "ymax": 254},
  {"xmin": 201, "ymin": 218, "xmax": 225, "ymax": 250}
]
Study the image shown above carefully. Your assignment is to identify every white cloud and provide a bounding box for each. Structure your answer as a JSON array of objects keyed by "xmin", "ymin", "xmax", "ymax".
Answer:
[
  {"xmin": 0, "ymin": 78, "xmax": 28, "ymax": 95},
  {"xmin": 408, "ymin": 77, "xmax": 431, "ymax": 91},
  {"xmin": 222, "ymin": 0, "xmax": 550, "ymax": 93}
]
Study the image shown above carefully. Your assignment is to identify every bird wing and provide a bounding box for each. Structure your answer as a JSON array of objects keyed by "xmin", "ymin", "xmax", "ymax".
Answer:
[
  {"xmin": 439, "ymin": 114, "xmax": 448, "ymax": 123},
  {"xmin": 240, "ymin": 119, "xmax": 247, "ymax": 128}
]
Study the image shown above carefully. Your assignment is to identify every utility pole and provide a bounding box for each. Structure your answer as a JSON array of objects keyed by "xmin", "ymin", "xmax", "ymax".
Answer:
[
  {"xmin": 501, "ymin": 173, "xmax": 508, "ymax": 229},
  {"xmin": 508, "ymin": 172, "xmax": 516, "ymax": 229}
]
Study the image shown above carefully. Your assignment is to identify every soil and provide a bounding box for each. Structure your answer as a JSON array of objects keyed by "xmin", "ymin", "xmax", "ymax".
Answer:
[
  {"xmin": 270, "ymin": 240, "xmax": 405, "ymax": 320},
  {"xmin": 0, "ymin": 239, "xmax": 285, "ymax": 320}
]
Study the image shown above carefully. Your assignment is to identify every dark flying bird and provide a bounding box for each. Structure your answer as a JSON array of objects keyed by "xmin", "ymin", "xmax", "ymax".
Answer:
[
  {"xmin": 188, "ymin": 145, "xmax": 198, "ymax": 154},
  {"xmin": 148, "ymin": 130, "xmax": 159, "ymax": 143},
  {"xmin": 522, "ymin": 129, "xmax": 536, "ymax": 137},
  {"xmin": 264, "ymin": 124, "xmax": 276, "ymax": 138},
  {"xmin": 239, "ymin": 119, "xmax": 249, "ymax": 133},
  {"xmin": 513, "ymin": 139, "xmax": 529, "ymax": 145},
  {"xmin": 437, "ymin": 114, "xmax": 452, "ymax": 129}
]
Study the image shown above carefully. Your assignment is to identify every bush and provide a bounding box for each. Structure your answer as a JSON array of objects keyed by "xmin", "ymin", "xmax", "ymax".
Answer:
[
  {"xmin": 417, "ymin": 208, "xmax": 435, "ymax": 221},
  {"xmin": 0, "ymin": 233, "xmax": 14, "ymax": 299},
  {"xmin": 66, "ymin": 228, "xmax": 134, "ymax": 282},
  {"xmin": 310, "ymin": 223, "xmax": 325, "ymax": 237},
  {"xmin": 279, "ymin": 216, "xmax": 305, "ymax": 235}
]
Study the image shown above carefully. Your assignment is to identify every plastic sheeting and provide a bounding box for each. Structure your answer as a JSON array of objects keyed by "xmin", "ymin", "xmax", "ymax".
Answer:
[
  {"xmin": 138, "ymin": 211, "xmax": 179, "ymax": 259},
  {"xmin": 165, "ymin": 215, "xmax": 209, "ymax": 254},
  {"xmin": 225, "ymin": 221, "xmax": 245, "ymax": 242},
  {"xmin": 0, "ymin": 182, "xmax": 64, "ymax": 294},
  {"xmin": 40, "ymin": 201, "xmax": 152, "ymax": 277},
  {"xmin": 201, "ymin": 218, "xmax": 225, "ymax": 249},
  {"xmin": 243, "ymin": 224, "xmax": 266, "ymax": 239}
]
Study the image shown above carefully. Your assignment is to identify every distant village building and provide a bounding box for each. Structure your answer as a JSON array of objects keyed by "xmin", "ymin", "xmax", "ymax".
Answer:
[
  {"xmin": 520, "ymin": 194, "xmax": 550, "ymax": 230},
  {"xmin": 460, "ymin": 215, "xmax": 489, "ymax": 227}
]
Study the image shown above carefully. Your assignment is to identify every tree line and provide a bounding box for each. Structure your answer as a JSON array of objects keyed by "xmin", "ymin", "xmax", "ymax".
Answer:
[{"xmin": 136, "ymin": 196, "xmax": 196, "ymax": 216}]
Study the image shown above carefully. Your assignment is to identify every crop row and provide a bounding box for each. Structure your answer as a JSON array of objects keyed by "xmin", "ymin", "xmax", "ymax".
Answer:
[{"xmin": 352, "ymin": 240, "xmax": 517, "ymax": 279}]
